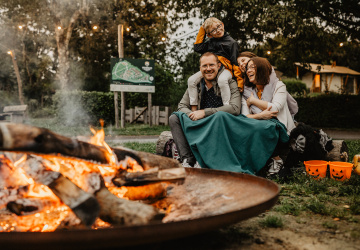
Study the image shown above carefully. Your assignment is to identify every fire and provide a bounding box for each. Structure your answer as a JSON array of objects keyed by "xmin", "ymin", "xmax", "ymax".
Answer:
[{"xmin": 0, "ymin": 121, "xmax": 148, "ymax": 232}]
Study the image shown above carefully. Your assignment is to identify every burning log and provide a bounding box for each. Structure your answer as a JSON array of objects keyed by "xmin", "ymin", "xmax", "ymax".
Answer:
[
  {"xmin": 0, "ymin": 186, "xmax": 29, "ymax": 209},
  {"xmin": 122, "ymin": 183, "xmax": 168, "ymax": 201},
  {"xmin": 113, "ymin": 167, "xmax": 186, "ymax": 186},
  {"xmin": 23, "ymin": 156, "xmax": 100, "ymax": 227},
  {"xmin": 94, "ymin": 176, "xmax": 165, "ymax": 225},
  {"xmin": 25, "ymin": 156, "xmax": 164, "ymax": 226},
  {"xmin": 6, "ymin": 198, "xmax": 57, "ymax": 216},
  {"xmin": 0, "ymin": 123, "xmax": 182, "ymax": 170},
  {"xmin": 113, "ymin": 147, "xmax": 182, "ymax": 170}
]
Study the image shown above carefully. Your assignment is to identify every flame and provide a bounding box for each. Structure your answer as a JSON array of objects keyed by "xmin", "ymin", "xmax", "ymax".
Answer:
[{"xmin": 0, "ymin": 120, "xmax": 153, "ymax": 232}]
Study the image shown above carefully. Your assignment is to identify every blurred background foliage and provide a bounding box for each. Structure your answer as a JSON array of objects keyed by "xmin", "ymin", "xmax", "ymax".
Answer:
[{"xmin": 0, "ymin": 0, "xmax": 359, "ymax": 127}]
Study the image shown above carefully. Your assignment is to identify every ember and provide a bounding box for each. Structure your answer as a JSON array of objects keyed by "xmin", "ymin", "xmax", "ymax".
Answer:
[{"xmin": 0, "ymin": 123, "xmax": 184, "ymax": 232}]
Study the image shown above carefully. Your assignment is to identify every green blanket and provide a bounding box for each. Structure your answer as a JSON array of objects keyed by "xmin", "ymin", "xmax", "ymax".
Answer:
[{"xmin": 174, "ymin": 111, "xmax": 289, "ymax": 175}]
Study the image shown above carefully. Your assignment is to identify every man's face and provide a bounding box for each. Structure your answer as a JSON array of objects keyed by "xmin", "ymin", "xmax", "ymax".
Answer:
[
  {"xmin": 200, "ymin": 55, "xmax": 221, "ymax": 82},
  {"xmin": 207, "ymin": 22, "xmax": 224, "ymax": 38}
]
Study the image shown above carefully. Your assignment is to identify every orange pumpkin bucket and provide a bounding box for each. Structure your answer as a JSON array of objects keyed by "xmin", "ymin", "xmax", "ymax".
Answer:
[
  {"xmin": 329, "ymin": 161, "xmax": 354, "ymax": 181},
  {"xmin": 304, "ymin": 160, "xmax": 328, "ymax": 180}
]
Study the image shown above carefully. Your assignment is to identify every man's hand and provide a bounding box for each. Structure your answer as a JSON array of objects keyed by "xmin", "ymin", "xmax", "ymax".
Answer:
[
  {"xmin": 188, "ymin": 110, "xmax": 205, "ymax": 121},
  {"xmin": 258, "ymin": 106, "xmax": 278, "ymax": 120}
]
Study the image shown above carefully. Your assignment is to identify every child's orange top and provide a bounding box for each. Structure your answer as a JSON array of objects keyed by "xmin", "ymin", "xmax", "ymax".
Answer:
[{"xmin": 194, "ymin": 26, "xmax": 244, "ymax": 91}]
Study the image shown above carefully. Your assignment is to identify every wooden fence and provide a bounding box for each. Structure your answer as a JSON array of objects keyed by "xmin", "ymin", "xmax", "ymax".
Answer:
[{"xmin": 125, "ymin": 106, "xmax": 171, "ymax": 125}]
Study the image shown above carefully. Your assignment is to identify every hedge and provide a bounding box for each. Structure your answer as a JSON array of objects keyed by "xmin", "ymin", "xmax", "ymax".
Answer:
[
  {"xmin": 52, "ymin": 91, "xmax": 360, "ymax": 128},
  {"xmin": 53, "ymin": 91, "xmax": 115, "ymax": 125},
  {"xmin": 295, "ymin": 94, "xmax": 360, "ymax": 128},
  {"xmin": 282, "ymin": 78, "xmax": 308, "ymax": 97}
]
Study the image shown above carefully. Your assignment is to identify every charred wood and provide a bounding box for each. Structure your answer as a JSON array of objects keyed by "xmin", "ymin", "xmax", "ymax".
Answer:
[
  {"xmin": 113, "ymin": 167, "xmax": 186, "ymax": 186},
  {"xmin": 23, "ymin": 156, "xmax": 100, "ymax": 227},
  {"xmin": 6, "ymin": 198, "xmax": 56, "ymax": 216},
  {"xmin": 0, "ymin": 123, "xmax": 120, "ymax": 165},
  {"xmin": 122, "ymin": 183, "xmax": 168, "ymax": 201},
  {"xmin": 90, "ymin": 174, "xmax": 165, "ymax": 225}
]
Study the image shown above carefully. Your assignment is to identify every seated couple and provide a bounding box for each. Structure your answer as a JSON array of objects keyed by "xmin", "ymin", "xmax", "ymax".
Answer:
[{"xmin": 169, "ymin": 52, "xmax": 295, "ymax": 176}]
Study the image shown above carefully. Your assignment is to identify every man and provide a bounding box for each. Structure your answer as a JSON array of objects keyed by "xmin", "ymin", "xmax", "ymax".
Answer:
[{"xmin": 169, "ymin": 52, "xmax": 241, "ymax": 167}]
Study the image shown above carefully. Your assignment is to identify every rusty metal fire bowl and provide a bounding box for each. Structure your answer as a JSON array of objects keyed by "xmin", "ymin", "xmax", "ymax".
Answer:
[{"xmin": 1, "ymin": 167, "xmax": 279, "ymax": 249}]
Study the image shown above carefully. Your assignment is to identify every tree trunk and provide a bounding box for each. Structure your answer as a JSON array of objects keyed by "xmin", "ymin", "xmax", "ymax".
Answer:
[{"xmin": 56, "ymin": 44, "xmax": 70, "ymax": 89}]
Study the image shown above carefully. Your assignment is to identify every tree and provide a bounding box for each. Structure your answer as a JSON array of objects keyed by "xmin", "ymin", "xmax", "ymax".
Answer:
[{"xmin": 173, "ymin": 0, "xmax": 359, "ymax": 77}]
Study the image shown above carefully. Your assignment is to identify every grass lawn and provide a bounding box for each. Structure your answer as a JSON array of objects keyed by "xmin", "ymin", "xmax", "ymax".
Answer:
[{"xmin": 27, "ymin": 117, "xmax": 170, "ymax": 137}]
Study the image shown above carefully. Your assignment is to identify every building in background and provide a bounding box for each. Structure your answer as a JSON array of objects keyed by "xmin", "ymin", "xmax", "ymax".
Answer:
[{"xmin": 295, "ymin": 63, "xmax": 360, "ymax": 94}]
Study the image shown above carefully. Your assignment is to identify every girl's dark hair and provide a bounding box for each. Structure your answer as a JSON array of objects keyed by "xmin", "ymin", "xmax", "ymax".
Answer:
[
  {"xmin": 244, "ymin": 57, "xmax": 272, "ymax": 88},
  {"xmin": 238, "ymin": 51, "xmax": 257, "ymax": 59}
]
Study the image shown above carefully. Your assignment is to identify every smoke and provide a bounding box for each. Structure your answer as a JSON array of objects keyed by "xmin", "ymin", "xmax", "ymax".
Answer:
[{"xmin": 56, "ymin": 59, "xmax": 91, "ymax": 126}]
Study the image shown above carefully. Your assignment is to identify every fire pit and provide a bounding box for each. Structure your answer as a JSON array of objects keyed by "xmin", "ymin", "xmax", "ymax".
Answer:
[{"xmin": 0, "ymin": 123, "xmax": 279, "ymax": 249}]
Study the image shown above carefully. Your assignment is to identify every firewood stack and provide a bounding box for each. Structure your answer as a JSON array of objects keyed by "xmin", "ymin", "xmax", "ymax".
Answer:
[{"xmin": 0, "ymin": 123, "xmax": 185, "ymax": 231}]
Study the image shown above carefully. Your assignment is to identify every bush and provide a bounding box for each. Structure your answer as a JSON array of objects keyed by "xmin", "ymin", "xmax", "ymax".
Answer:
[
  {"xmin": 282, "ymin": 78, "xmax": 307, "ymax": 97},
  {"xmin": 295, "ymin": 93, "xmax": 360, "ymax": 128},
  {"xmin": 53, "ymin": 90, "xmax": 115, "ymax": 125}
]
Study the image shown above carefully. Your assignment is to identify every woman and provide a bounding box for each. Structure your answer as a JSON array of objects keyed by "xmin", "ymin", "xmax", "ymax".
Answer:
[{"xmin": 241, "ymin": 57, "xmax": 296, "ymax": 176}]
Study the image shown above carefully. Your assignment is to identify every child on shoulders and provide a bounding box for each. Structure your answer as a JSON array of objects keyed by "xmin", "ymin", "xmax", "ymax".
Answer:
[{"xmin": 188, "ymin": 17, "xmax": 243, "ymax": 111}]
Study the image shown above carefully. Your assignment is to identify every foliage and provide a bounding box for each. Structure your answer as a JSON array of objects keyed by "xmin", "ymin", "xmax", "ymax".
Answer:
[
  {"xmin": 0, "ymin": 0, "xmax": 184, "ymax": 100},
  {"xmin": 259, "ymin": 215, "xmax": 284, "ymax": 228},
  {"xmin": 282, "ymin": 79, "xmax": 308, "ymax": 97},
  {"xmin": 173, "ymin": 0, "xmax": 360, "ymax": 78},
  {"xmin": 295, "ymin": 94, "xmax": 360, "ymax": 128},
  {"xmin": 120, "ymin": 142, "xmax": 156, "ymax": 154},
  {"xmin": 346, "ymin": 140, "xmax": 360, "ymax": 162},
  {"xmin": 52, "ymin": 90, "xmax": 115, "ymax": 125}
]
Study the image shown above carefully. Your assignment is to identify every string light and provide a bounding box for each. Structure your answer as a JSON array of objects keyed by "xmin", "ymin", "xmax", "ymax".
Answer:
[
  {"xmin": 126, "ymin": 27, "xmax": 130, "ymax": 32},
  {"xmin": 267, "ymin": 50, "xmax": 271, "ymax": 55},
  {"xmin": 57, "ymin": 26, "xmax": 62, "ymax": 30},
  {"xmin": 161, "ymin": 37, "xmax": 166, "ymax": 41},
  {"xmin": 7, "ymin": 51, "xmax": 12, "ymax": 55},
  {"xmin": 18, "ymin": 25, "xmax": 23, "ymax": 30},
  {"xmin": 93, "ymin": 25, "xmax": 98, "ymax": 30},
  {"xmin": 339, "ymin": 42, "xmax": 344, "ymax": 47}
]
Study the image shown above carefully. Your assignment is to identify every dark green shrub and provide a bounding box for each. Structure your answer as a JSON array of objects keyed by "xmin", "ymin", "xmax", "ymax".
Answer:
[
  {"xmin": 295, "ymin": 93, "xmax": 360, "ymax": 128},
  {"xmin": 53, "ymin": 90, "xmax": 115, "ymax": 125},
  {"xmin": 282, "ymin": 78, "xmax": 307, "ymax": 97}
]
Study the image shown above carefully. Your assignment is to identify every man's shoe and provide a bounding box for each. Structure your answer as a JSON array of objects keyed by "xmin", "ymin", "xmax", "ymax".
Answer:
[
  {"xmin": 181, "ymin": 158, "xmax": 195, "ymax": 168},
  {"xmin": 194, "ymin": 161, "xmax": 201, "ymax": 168}
]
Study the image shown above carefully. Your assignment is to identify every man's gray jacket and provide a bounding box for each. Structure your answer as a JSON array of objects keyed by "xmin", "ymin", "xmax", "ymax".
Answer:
[{"xmin": 177, "ymin": 67, "xmax": 241, "ymax": 117}]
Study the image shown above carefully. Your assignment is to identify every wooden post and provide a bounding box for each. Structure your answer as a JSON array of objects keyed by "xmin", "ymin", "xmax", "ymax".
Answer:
[
  {"xmin": 115, "ymin": 24, "xmax": 125, "ymax": 128},
  {"xmin": 9, "ymin": 51, "xmax": 24, "ymax": 105},
  {"xmin": 114, "ymin": 92, "xmax": 119, "ymax": 128},
  {"xmin": 148, "ymin": 93, "xmax": 152, "ymax": 126}
]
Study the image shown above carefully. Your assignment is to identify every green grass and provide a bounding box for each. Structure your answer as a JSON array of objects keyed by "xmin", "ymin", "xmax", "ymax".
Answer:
[
  {"xmin": 121, "ymin": 142, "xmax": 157, "ymax": 154},
  {"xmin": 27, "ymin": 117, "xmax": 169, "ymax": 137},
  {"xmin": 345, "ymin": 140, "xmax": 360, "ymax": 161},
  {"xmin": 259, "ymin": 215, "xmax": 284, "ymax": 228}
]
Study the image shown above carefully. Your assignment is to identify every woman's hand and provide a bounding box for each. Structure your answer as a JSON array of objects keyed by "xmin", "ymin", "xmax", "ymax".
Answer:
[
  {"xmin": 258, "ymin": 106, "xmax": 278, "ymax": 120},
  {"xmin": 246, "ymin": 93, "xmax": 255, "ymax": 107}
]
